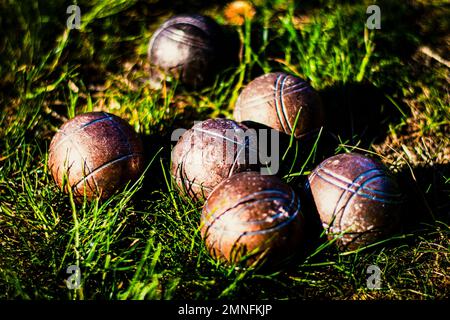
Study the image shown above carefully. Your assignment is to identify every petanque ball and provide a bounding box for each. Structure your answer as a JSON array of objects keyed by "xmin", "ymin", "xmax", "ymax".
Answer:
[
  {"xmin": 233, "ymin": 72, "xmax": 324, "ymax": 138},
  {"xmin": 148, "ymin": 14, "xmax": 224, "ymax": 88},
  {"xmin": 307, "ymin": 152, "xmax": 404, "ymax": 249},
  {"xmin": 171, "ymin": 118, "xmax": 258, "ymax": 201},
  {"xmin": 48, "ymin": 112, "xmax": 144, "ymax": 201},
  {"xmin": 201, "ymin": 171, "xmax": 305, "ymax": 267}
]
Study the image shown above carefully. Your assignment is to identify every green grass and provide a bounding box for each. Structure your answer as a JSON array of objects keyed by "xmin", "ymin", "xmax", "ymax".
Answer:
[{"xmin": 0, "ymin": 0, "xmax": 449, "ymax": 300}]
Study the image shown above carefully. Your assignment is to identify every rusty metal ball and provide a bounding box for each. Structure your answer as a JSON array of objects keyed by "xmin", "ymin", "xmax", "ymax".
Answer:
[
  {"xmin": 233, "ymin": 72, "xmax": 324, "ymax": 138},
  {"xmin": 171, "ymin": 118, "xmax": 258, "ymax": 201},
  {"xmin": 201, "ymin": 171, "xmax": 305, "ymax": 267},
  {"xmin": 148, "ymin": 14, "xmax": 224, "ymax": 88},
  {"xmin": 48, "ymin": 112, "xmax": 144, "ymax": 201},
  {"xmin": 307, "ymin": 153, "xmax": 403, "ymax": 249}
]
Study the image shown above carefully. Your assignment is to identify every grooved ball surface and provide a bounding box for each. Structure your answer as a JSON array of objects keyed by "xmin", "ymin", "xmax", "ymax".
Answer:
[
  {"xmin": 171, "ymin": 119, "xmax": 257, "ymax": 201},
  {"xmin": 233, "ymin": 72, "xmax": 324, "ymax": 138},
  {"xmin": 307, "ymin": 153, "xmax": 403, "ymax": 249},
  {"xmin": 148, "ymin": 14, "xmax": 223, "ymax": 88},
  {"xmin": 48, "ymin": 112, "xmax": 144, "ymax": 201},
  {"xmin": 201, "ymin": 171, "xmax": 304, "ymax": 267}
]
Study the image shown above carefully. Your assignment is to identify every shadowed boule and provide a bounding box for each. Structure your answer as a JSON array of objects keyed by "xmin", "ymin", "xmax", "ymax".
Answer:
[
  {"xmin": 48, "ymin": 112, "xmax": 144, "ymax": 201},
  {"xmin": 201, "ymin": 171, "xmax": 305, "ymax": 267},
  {"xmin": 148, "ymin": 14, "xmax": 224, "ymax": 88},
  {"xmin": 307, "ymin": 153, "xmax": 404, "ymax": 249},
  {"xmin": 233, "ymin": 72, "xmax": 324, "ymax": 138}
]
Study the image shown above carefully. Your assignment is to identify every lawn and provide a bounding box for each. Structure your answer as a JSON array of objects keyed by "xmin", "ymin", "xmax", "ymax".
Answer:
[{"xmin": 0, "ymin": 0, "xmax": 448, "ymax": 300}]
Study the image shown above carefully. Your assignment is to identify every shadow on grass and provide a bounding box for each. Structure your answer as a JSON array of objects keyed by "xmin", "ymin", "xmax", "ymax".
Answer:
[
  {"xmin": 318, "ymin": 81, "xmax": 406, "ymax": 148},
  {"xmin": 397, "ymin": 163, "xmax": 450, "ymax": 231}
]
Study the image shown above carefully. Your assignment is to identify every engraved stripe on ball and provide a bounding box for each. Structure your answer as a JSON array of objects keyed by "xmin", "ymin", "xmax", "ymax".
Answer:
[
  {"xmin": 279, "ymin": 74, "xmax": 294, "ymax": 134},
  {"xmin": 160, "ymin": 29, "xmax": 213, "ymax": 51},
  {"xmin": 312, "ymin": 168, "xmax": 403, "ymax": 203},
  {"xmin": 276, "ymin": 73, "xmax": 291, "ymax": 133},
  {"xmin": 204, "ymin": 189, "xmax": 292, "ymax": 219},
  {"xmin": 206, "ymin": 197, "xmax": 301, "ymax": 236},
  {"xmin": 193, "ymin": 127, "xmax": 259, "ymax": 153},
  {"xmin": 335, "ymin": 174, "xmax": 389, "ymax": 234},
  {"xmin": 161, "ymin": 16, "xmax": 216, "ymax": 37},
  {"xmin": 63, "ymin": 133, "xmax": 100, "ymax": 191},
  {"xmin": 203, "ymin": 189, "xmax": 299, "ymax": 232},
  {"xmin": 149, "ymin": 15, "xmax": 218, "ymax": 58},
  {"xmin": 240, "ymin": 199, "xmax": 300, "ymax": 236},
  {"xmin": 65, "ymin": 113, "xmax": 135, "ymax": 194},
  {"xmin": 204, "ymin": 190, "xmax": 294, "ymax": 224},
  {"xmin": 178, "ymin": 150, "xmax": 195, "ymax": 194},
  {"xmin": 241, "ymin": 80, "xmax": 309, "ymax": 106},
  {"xmin": 318, "ymin": 167, "xmax": 402, "ymax": 198},
  {"xmin": 102, "ymin": 112, "xmax": 134, "ymax": 156},
  {"xmin": 336, "ymin": 174, "xmax": 384, "ymax": 229},
  {"xmin": 309, "ymin": 159, "xmax": 403, "ymax": 197},
  {"xmin": 176, "ymin": 148, "xmax": 214, "ymax": 198},
  {"xmin": 72, "ymin": 152, "xmax": 142, "ymax": 191},
  {"xmin": 273, "ymin": 74, "xmax": 289, "ymax": 133},
  {"xmin": 324, "ymin": 169, "xmax": 396, "ymax": 233},
  {"xmin": 205, "ymin": 195, "xmax": 297, "ymax": 227},
  {"xmin": 329, "ymin": 169, "xmax": 380, "ymax": 230},
  {"xmin": 52, "ymin": 115, "xmax": 113, "ymax": 151},
  {"xmin": 340, "ymin": 174, "xmax": 390, "ymax": 221},
  {"xmin": 193, "ymin": 127, "xmax": 245, "ymax": 146},
  {"xmin": 174, "ymin": 176, "xmax": 213, "ymax": 191},
  {"xmin": 206, "ymin": 198, "xmax": 300, "ymax": 260},
  {"xmin": 227, "ymin": 144, "xmax": 245, "ymax": 178}
]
